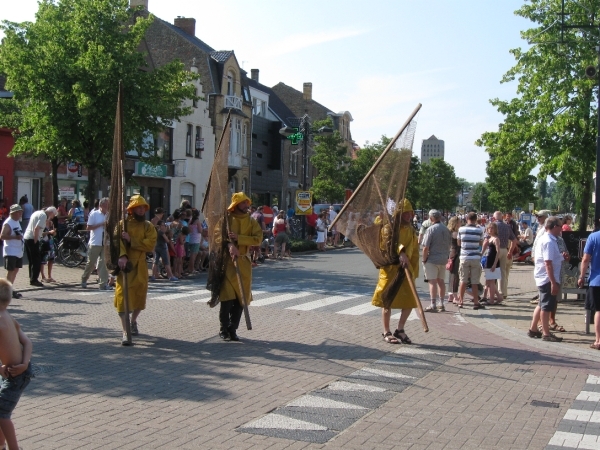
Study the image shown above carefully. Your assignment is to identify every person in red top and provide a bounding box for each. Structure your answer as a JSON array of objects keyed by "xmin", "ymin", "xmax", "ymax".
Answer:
[
  {"xmin": 0, "ymin": 200, "xmax": 7, "ymax": 222},
  {"xmin": 306, "ymin": 210, "xmax": 318, "ymax": 241},
  {"xmin": 272, "ymin": 211, "xmax": 290, "ymax": 259},
  {"xmin": 562, "ymin": 215, "xmax": 573, "ymax": 232}
]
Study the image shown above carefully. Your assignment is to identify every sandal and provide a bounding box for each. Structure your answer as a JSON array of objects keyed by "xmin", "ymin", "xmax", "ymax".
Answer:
[
  {"xmin": 549, "ymin": 324, "xmax": 566, "ymax": 332},
  {"xmin": 382, "ymin": 331, "xmax": 399, "ymax": 344},
  {"xmin": 473, "ymin": 304, "xmax": 485, "ymax": 310},
  {"xmin": 393, "ymin": 329, "xmax": 412, "ymax": 344},
  {"xmin": 590, "ymin": 343, "xmax": 600, "ymax": 350}
]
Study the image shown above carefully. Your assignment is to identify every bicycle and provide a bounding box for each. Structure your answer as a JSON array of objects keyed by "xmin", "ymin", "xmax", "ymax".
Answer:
[
  {"xmin": 288, "ymin": 217, "xmax": 302, "ymax": 240},
  {"xmin": 57, "ymin": 221, "xmax": 88, "ymax": 268}
]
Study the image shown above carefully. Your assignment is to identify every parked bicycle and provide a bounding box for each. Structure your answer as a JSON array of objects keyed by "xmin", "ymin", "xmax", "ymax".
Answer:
[
  {"xmin": 57, "ymin": 221, "xmax": 88, "ymax": 268},
  {"xmin": 288, "ymin": 217, "xmax": 302, "ymax": 240}
]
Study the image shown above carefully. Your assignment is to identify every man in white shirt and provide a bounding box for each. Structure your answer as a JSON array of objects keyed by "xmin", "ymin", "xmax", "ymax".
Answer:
[
  {"xmin": 24, "ymin": 206, "xmax": 57, "ymax": 287},
  {"xmin": 82, "ymin": 198, "xmax": 110, "ymax": 290},
  {"xmin": 1, "ymin": 205, "xmax": 24, "ymax": 298},
  {"xmin": 518, "ymin": 221, "xmax": 534, "ymax": 250},
  {"xmin": 528, "ymin": 216, "xmax": 565, "ymax": 342}
]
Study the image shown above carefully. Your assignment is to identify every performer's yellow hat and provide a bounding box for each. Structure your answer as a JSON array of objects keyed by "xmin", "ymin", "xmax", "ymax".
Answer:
[
  {"xmin": 399, "ymin": 198, "xmax": 413, "ymax": 213},
  {"xmin": 227, "ymin": 192, "xmax": 252, "ymax": 212},
  {"xmin": 127, "ymin": 195, "xmax": 150, "ymax": 212}
]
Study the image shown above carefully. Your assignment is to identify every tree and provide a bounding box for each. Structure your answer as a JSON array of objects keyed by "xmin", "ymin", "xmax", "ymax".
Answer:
[
  {"xmin": 476, "ymin": 0, "xmax": 598, "ymax": 230},
  {"xmin": 470, "ymin": 182, "xmax": 494, "ymax": 212},
  {"xmin": 418, "ymin": 158, "xmax": 460, "ymax": 212},
  {"xmin": 485, "ymin": 156, "xmax": 536, "ymax": 211},
  {"xmin": 346, "ymin": 136, "xmax": 390, "ymax": 190},
  {"xmin": 405, "ymin": 155, "xmax": 422, "ymax": 210},
  {"xmin": 310, "ymin": 118, "xmax": 350, "ymax": 203},
  {"xmin": 0, "ymin": 0, "xmax": 198, "ymax": 206}
]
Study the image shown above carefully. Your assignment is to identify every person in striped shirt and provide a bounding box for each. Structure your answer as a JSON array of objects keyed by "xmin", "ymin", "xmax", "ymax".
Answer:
[{"xmin": 457, "ymin": 212, "xmax": 484, "ymax": 309}]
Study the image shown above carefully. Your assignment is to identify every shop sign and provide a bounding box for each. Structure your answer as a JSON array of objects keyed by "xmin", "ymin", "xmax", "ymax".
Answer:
[
  {"xmin": 59, "ymin": 186, "xmax": 75, "ymax": 200},
  {"xmin": 67, "ymin": 161, "xmax": 81, "ymax": 178},
  {"xmin": 295, "ymin": 190, "xmax": 312, "ymax": 215},
  {"xmin": 136, "ymin": 162, "xmax": 167, "ymax": 178}
]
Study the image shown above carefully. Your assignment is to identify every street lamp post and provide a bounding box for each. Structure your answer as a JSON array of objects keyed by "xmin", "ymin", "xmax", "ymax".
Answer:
[{"xmin": 279, "ymin": 115, "xmax": 332, "ymax": 239}]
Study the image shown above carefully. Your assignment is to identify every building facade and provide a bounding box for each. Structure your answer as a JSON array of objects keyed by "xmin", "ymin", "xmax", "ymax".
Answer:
[{"xmin": 420, "ymin": 134, "xmax": 445, "ymax": 164}]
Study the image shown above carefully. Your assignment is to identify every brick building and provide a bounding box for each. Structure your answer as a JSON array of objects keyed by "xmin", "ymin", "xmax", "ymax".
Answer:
[
  {"xmin": 135, "ymin": 0, "xmax": 252, "ymax": 202},
  {"xmin": 270, "ymin": 82, "xmax": 355, "ymax": 207}
]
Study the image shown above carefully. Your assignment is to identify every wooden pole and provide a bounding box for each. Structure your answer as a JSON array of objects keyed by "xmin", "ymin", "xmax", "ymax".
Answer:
[
  {"xmin": 227, "ymin": 212, "xmax": 252, "ymax": 330},
  {"xmin": 121, "ymin": 161, "xmax": 132, "ymax": 344},
  {"xmin": 405, "ymin": 267, "xmax": 428, "ymax": 332}
]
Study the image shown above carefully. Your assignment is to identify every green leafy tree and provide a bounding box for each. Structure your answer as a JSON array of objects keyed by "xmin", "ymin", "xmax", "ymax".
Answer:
[
  {"xmin": 476, "ymin": 0, "xmax": 598, "ymax": 230},
  {"xmin": 406, "ymin": 155, "xmax": 422, "ymax": 210},
  {"xmin": 310, "ymin": 118, "xmax": 350, "ymax": 203},
  {"xmin": 485, "ymin": 156, "xmax": 536, "ymax": 211},
  {"xmin": 418, "ymin": 158, "xmax": 460, "ymax": 212},
  {"xmin": 0, "ymin": 0, "xmax": 198, "ymax": 205},
  {"xmin": 470, "ymin": 182, "xmax": 494, "ymax": 212},
  {"xmin": 346, "ymin": 136, "xmax": 390, "ymax": 190}
]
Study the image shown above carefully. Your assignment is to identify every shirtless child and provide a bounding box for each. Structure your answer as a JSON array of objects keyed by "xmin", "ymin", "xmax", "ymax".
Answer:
[{"xmin": 0, "ymin": 279, "xmax": 33, "ymax": 450}]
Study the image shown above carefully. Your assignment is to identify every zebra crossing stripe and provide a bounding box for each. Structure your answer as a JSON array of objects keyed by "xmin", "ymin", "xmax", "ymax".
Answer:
[
  {"xmin": 336, "ymin": 302, "xmax": 378, "ymax": 316},
  {"xmin": 252, "ymin": 292, "xmax": 315, "ymax": 307},
  {"xmin": 287, "ymin": 294, "xmax": 363, "ymax": 311},
  {"xmin": 546, "ymin": 374, "xmax": 600, "ymax": 449},
  {"xmin": 352, "ymin": 367, "xmax": 415, "ymax": 379},
  {"xmin": 244, "ymin": 414, "xmax": 328, "ymax": 431},
  {"xmin": 548, "ymin": 431, "xmax": 600, "ymax": 449},
  {"xmin": 374, "ymin": 356, "xmax": 431, "ymax": 366},
  {"xmin": 391, "ymin": 310, "xmax": 420, "ymax": 321},
  {"xmin": 153, "ymin": 292, "xmax": 208, "ymax": 301},
  {"xmin": 325, "ymin": 381, "xmax": 386, "ymax": 392},
  {"xmin": 79, "ymin": 292, "xmax": 104, "ymax": 296},
  {"xmin": 286, "ymin": 395, "xmax": 367, "ymax": 410}
]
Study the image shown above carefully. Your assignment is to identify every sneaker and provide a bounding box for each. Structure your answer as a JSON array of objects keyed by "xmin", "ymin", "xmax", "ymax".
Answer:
[
  {"xmin": 30, "ymin": 280, "xmax": 44, "ymax": 287},
  {"xmin": 527, "ymin": 329, "xmax": 542, "ymax": 338},
  {"xmin": 81, "ymin": 281, "xmax": 87, "ymax": 288},
  {"xmin": 131, "ymin": 322, "xmax": 139, "ymax": 336},
  {"xmin": 425, "ymin": 305, "xmax": 437, "ymax": 312},
  {"xmin": 169, "ymin": 276, "xmax": 179, "ymax": 281},
  {"xmin": 542, "ymin": 333, "xmax": 563, "ymax": 342},
  {"xmin": 121, "ymin": 334, "xmax": 132, "ymax": 346},
  {"xmin": 98, "ymin": 284, "xmax": 113, "ymax": 290},
  {"xmin": 12, "ymin": 291, "xmax": 22, "ymax": 299}
]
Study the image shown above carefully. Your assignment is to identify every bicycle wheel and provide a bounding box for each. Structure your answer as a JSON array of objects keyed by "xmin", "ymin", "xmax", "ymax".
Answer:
[{"xmin": 58, "ymin": 243, "xmax": 85, "ymax": 268}]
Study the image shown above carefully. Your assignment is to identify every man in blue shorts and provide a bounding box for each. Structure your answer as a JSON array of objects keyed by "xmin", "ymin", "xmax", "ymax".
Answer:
[{"xmin": 579, "ymin": 222, "xmax": 600, "ymax": 349}]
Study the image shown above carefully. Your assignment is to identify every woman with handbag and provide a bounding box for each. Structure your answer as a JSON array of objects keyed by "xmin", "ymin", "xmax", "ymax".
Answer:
[
  {"xmin": 40, "ymin": 217, "xmax": 57, "ymax": 282},
  {"xmin": 446, "ymin": 216, "xmax": 460, "ymax": 304},
  {"xmin": 482, "ymin": 222, "xmax": 503, "ymax": 305}
]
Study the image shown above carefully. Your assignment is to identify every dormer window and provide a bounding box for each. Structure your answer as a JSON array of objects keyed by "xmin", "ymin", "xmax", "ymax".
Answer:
[{"xmin": 227, "ymin": 71, "xmax": 235, "ymax": 96}]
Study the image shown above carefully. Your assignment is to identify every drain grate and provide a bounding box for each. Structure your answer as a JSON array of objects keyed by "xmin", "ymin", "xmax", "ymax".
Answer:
[{"xmin": 531, "ymin": 400, "xmax": 559, "ymax": 408}]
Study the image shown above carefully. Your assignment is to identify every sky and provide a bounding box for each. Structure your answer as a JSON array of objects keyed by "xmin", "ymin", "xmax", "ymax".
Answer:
[{"xmin": 0, "ymin": 0, "xmax": 531, "ymax": 183}]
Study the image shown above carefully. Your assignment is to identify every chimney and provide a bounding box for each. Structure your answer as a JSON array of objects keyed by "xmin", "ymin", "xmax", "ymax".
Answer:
[
  {"xmin": 251, "ymin": 69, "xmax": 259, "ymax": 82},
  {"xmin": 130, "ymin": 0, "xmax": 148, "ymax": 9},
  {"xmin": 303, "ymin": 82, "xmax": 312, "ymax": 101},
  {"xmin": 174, "ymin": 17, "xmax": 196, "ymax": 37}
]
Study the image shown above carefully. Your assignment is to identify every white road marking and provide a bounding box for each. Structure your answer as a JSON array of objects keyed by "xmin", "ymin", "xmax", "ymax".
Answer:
[
  {"xmin": 394, "ymin": 348, "xmax": 450, "ymax": 356},
  {"xmin": 374, "ymin": 356, "xmax": 430, "ymax": 366},
  {"xmin": 325, "ymin": 381, "xmax": 386, "ymax": 392},
  {"xmin": 243, "ymin": 413, "xmax": 328, "ymax": 431},
  {"xmin": 576, "ymin": 391, "xmax": 600, "ymax": 402},
  {"xmin": 352, "ymin": 367, "xmax": 415, "ymax": 380},
  {"xmin": 286, "ymin": 394, "xmax": 366, "ymax": 410},
  {"xmin": 287, "ymin": 294, "xmax": 363, "ymax": 311},
  {"xmin": 588, "ymin": 375, "xmax": 600, "ymax": 385},
  {"xmin": 548, "ymin": 431, "xmax": 600, "ymax": 449},
  {"xmin": 79, "ymin": 292, "xmax": 104, "ymax": 296},
  {"xmin": 336, "ymin": 302, "xmax": 378, "ymax": 316},
  {"xmin": 564, "ymin": 409, "xmax": 600, "ymax": 423},
  {"xmin": 153, "ymin": 292, "xmax": 209, "ymax": 301},
  {"xmin": 252, "ymin": 291, "xmax": 315, "ymax": 307},
  {"xmin": 391, "ymin": 310, "xmax": 420, "ymax": 321}
]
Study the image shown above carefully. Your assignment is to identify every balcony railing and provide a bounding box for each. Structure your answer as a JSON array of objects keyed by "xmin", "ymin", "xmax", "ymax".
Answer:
[{"xmin": 225, "ymin": 95, "xmax": 243, "ymax": 110}]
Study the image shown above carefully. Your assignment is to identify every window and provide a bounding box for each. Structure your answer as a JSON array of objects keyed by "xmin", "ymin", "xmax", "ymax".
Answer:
[
  {"xmin": 242, "ymin": 87, "xmax": 250, "ymax": 102},
  {"xmin": 289, "ymin": 150, "xmax": 298, "ymax": 176},
  {"xmin": 242, "ymin": 123, "xmax": 248, "ymax": 157},
  {"xmin": 195, "ymin": 126, "xmax": 203, "ymax": 158},
  {"xmin": 227, "ymin": 71, "xmax": 235, "ymax": 96},
  {"xmin": 192, "ymin": 88, "xmax": 198, "ymax": 108},
  {"xmin": 241, "ymin": 178, "xmax": 247, "ymax": 193},
  {"xmin": 155, "ymin": 128, "xmax": 173, "ymax": 162},
  {"xmin": 235, "ymin": 119, "xmax": 241, "ymax": 155},
  {"xmin": 186, "ymin": 124, "xmax": 193, "ymax": 156}
]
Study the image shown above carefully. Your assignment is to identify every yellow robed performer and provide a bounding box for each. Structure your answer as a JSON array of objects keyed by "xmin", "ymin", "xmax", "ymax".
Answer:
[
  {"xmin": 372, "ymin": 198, "xmax": 419, "ymax": 344},
  {"xmin": 114, "ymin": 195, "xmax": 157, "ymax": 342},
  {"xmin": 218, "ymin": 192, "xmax": 262, "ymax": 341}
]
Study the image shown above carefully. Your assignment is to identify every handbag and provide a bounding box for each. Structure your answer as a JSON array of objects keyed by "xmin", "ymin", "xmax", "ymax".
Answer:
[
  {"xmin": 480, "ymin": 255, "xmax": 488, "ymax": 269},
  {"xmin": 445, "ymin": 258, "xmax": 453, "ymax": 271}
]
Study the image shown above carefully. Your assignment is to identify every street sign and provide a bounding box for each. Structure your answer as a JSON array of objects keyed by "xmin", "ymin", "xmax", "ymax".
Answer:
[
  {"xmin": 286, "ymin": 128, "xmax": 303, "ymax": 145},
  {"xmin": 295, "ymin": 190, "xmax": 312, "ymax": 215}
]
